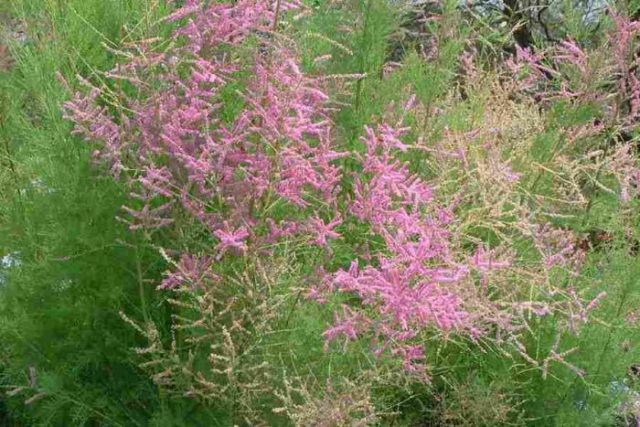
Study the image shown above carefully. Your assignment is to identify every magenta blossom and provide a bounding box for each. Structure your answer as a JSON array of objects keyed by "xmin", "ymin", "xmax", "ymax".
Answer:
[{"xmin": 214, "ymin": 222, "xmax": 250, "ymax": 256}]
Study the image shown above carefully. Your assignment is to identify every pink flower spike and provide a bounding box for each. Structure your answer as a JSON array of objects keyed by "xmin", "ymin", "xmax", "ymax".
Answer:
[
  {"xmin": 159, "ymin": 253, "xmax": 218, "ymax": 290},
  {"xmin": 322, "ymin": 305, "xmax": 367, "ymax": 352},
  {"xmin": 307, "ymin": 214, "xmax": 342, "ymax": 248},
  {"xmin": 214, "ymin": 221, "xmax": 250, "ymax": 256},
  {"xmin": 586, "ymin": 291, "xmax": 607, "ymax": 311},
  {"xmin": 392, "ymin": 344, "xmax": 426, "ymax": 373}
]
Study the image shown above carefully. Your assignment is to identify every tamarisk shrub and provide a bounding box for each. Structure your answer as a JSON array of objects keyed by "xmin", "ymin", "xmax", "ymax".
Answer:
[
  {"xmin": 64, "ymin": 0, "xmax": 346, "ymax": 420},
  {"xmin": 313, "ymin": 97, "xmax": 604, "ymax": 377},
  {"xmin": 63, "ymin": 0, "xmax": 609, "ymax": 409},
  {"xmin": 503, "ymin": 12, "xmax": 640, "ymax": 205},
  {"xmin": 64, "ymin": 0, "xmax": 339, "ymax": 250},
  {"xmin": 120, "ymin": 258, "xmax": 285, "ymax": 424}
]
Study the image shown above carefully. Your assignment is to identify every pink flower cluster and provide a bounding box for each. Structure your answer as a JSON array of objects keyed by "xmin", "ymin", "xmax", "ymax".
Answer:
[
  {"xmin": 503, "ymin": 13, "xmax": 640, "ymax": 203},
  {"xmin": 63, "ymin": 0, "xmax": 604, "ymax": 378},
  {"xmin": 312, "ymin": 123, "xmax": 519, "ymax": 374},
  {"xmin": 64, "ymin": 0, "xmax": 342, "ymax": 258}
]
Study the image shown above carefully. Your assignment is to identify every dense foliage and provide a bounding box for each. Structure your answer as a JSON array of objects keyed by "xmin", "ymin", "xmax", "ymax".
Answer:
[{"xmin": 2, "ymin": 0, "xmax": 640, "ymax": 425}]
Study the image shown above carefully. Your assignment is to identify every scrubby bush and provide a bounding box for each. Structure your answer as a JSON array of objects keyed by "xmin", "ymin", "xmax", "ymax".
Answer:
[{"xmin": 3, "ymin": 0, "xmax": 640, "ymax": 425}]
